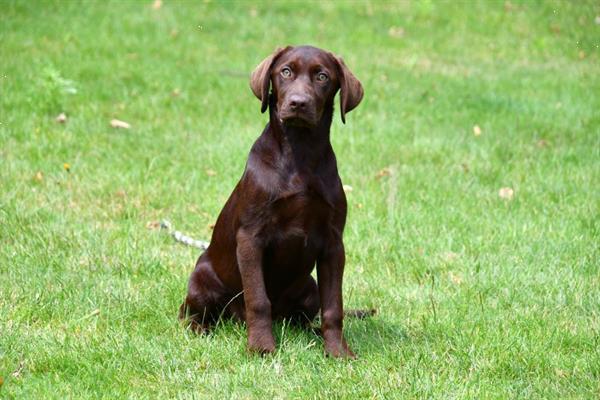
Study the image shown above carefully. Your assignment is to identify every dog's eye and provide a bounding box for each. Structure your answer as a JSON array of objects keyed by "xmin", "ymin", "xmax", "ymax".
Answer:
[
  {"xmin": 316, "ymin": 72, "xmax": 329, "ymax": 82},
  {"xmin": 281, "ymin": 67, "xmax": 292, "ymax": 78}
]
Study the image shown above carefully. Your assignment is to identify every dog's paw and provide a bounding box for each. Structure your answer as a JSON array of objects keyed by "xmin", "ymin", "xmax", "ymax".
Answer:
[
  {"xmin": 248, "ymin": 333, "xmax": 276, "ymax": 355},
  {"xmin": 324, "ymin": 340, "xmax": 356, "ymax": 359}
]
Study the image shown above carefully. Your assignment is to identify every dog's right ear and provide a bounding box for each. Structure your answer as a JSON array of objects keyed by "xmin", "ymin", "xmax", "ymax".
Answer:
[{"xmin": 250, "ymin": 46, "xmax": 292, "ymax": 113}]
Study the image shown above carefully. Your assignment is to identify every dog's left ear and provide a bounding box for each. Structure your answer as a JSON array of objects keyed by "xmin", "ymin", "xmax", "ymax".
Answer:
[
  {"xmin": 331, "ymin": 55, "xmax": 364, "ymax": 124},
  {"xmin": 250, "ymin": 46, "xmax": 292, "ymax": 113}
]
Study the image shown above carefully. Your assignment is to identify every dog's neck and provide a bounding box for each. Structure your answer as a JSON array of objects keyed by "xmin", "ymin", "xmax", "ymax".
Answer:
[{"xmin": 267, "ymin": 98, "xmax": 334, "ymax": 169}]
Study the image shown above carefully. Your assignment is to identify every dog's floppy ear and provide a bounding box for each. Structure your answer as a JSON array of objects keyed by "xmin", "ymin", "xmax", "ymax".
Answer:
[
  {"xmin": 331, "ymin": 55, "xmax": 364, "ymax": 124},
  {"xmin": 250, "ymin": 46, "xmax": 292, "ymax": 113}
]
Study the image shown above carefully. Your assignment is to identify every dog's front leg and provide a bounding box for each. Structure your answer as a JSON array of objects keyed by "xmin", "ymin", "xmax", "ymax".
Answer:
[
  {"xmin": 317, "ymin": 239, "xmax": 355, "ymax": 359},
  {"xmin": 236, "ymin": 228, "xmax": 275, "ymax": 354}
]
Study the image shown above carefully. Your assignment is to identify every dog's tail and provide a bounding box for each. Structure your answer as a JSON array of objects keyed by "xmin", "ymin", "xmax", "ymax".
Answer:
[{"xmin": 344, "ymin": 308, "xmax": 377, "ymax": 319}]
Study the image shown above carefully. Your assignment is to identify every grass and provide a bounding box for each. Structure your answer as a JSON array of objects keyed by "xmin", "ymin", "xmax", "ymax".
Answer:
[{"xmin": 1, "ymin": 0, "xmax": 599, "ymax": 398}]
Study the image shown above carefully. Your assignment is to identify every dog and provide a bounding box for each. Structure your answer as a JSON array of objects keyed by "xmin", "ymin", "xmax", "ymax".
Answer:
[{"xmin": 180, "ymin": 45, "xmax": 365, "ymax": 358}]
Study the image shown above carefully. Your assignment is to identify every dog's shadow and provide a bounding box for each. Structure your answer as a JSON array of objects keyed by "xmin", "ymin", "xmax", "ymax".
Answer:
[{"xmin": 344, "ymin": 315, "xmax": 410, "ymax": 357}]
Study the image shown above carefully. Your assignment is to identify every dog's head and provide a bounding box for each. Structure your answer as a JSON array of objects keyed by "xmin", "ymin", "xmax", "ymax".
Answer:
[{"xmin": 250, "ymin": 45, "xmax": 363, "ymax": 126}]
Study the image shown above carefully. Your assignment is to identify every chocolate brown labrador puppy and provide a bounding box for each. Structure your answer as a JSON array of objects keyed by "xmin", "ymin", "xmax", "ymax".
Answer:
[{"xmin": 180, "ymin": 45, "xmax": 364, "ymax": 358}]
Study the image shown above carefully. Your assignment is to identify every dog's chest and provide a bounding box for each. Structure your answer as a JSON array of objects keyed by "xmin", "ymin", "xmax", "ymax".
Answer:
[{"xmin": 266, "ymin": 172, "xmax": 332, "ymax": 241}]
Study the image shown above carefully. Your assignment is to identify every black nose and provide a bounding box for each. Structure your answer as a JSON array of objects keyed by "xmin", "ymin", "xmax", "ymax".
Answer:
[{"xmin": 288, "ymin": 95, "xmax": 309, "ymax": 111}]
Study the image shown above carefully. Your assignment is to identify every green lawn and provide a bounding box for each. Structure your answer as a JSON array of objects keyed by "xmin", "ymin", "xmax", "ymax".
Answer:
[{"xmin": 1, "ymin": 0, "xmax": 599, "ymax": 398}]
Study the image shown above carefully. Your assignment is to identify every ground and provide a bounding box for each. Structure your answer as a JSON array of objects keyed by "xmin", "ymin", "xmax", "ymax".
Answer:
[{"xmin": 1, "ymin": 0, "xmax": 599, "ymax": 398}]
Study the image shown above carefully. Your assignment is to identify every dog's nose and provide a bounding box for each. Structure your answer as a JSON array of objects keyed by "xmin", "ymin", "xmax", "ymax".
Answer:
[{"xmin": 288, "ymin": 95, "xmax": 309, "ymax": 111}]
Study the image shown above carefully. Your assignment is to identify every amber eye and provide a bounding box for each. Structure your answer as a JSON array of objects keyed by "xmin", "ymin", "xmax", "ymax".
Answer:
[
  {"xmin": 281, "ymin": 67, "xmax": 292, "ymax": 78},
  {"xmin": 316, "ymin": 72, "xmax": 329, "ymax": 82}
]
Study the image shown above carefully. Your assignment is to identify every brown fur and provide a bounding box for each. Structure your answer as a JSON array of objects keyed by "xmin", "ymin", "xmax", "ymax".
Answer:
[{"xmin": 180, "ymin": 46, "xmax": 364, "ymax": 358}]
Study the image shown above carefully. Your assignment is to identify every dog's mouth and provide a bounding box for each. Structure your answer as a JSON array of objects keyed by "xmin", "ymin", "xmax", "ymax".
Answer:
[{"xmin": 279, "ymin": 110, "xmax": 318, "ymax": 128}]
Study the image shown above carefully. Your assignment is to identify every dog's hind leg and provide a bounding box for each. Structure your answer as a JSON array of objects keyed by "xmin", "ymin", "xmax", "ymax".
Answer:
[{"xmin": 179, "ymin": 259, "xmax": 228, "ymax": 333}]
